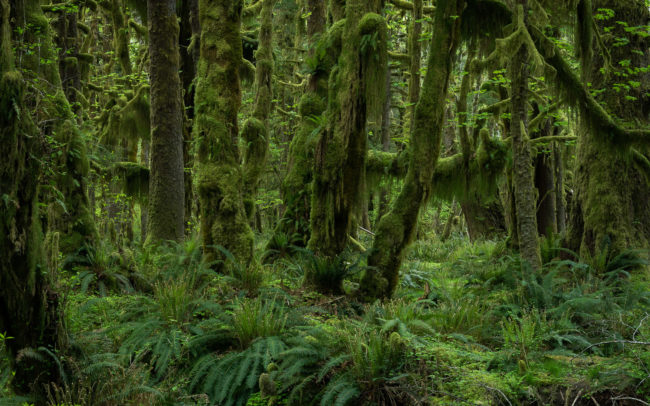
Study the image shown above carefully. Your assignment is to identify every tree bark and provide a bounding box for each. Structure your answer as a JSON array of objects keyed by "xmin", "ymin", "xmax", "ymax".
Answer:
[
  {"xmin": 146, "ymin": 0, "xmax": 185, "ymax": 243},
  {"xmin": 194, "ymin": 0, "xmax": 254, "ymax": 266},
  {"xmin": 509, "ymin": 13, "xmax": 542, "ymax": 270}
]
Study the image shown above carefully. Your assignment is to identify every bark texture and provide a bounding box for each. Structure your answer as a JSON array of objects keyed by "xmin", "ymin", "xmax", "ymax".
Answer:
[
  {"xmin": 146, "ymin": 0, "xmax": 185, "ymax": 243},
  {"xmin": 510, "ymin": 28, "xmax": 542, "ymax": 270}
]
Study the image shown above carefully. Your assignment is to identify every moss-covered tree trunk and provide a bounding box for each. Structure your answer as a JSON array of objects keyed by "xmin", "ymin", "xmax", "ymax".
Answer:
[
  {"xmin": 268, "ymin": 0, "xmax": 328, "ymax": 248},
  {"xmin": 567, "ymin": 0, "xmax": 650, "ymax": 258},
  {"xmin": 308, "ymin": 0, "xmax": 387, "ymax": 257},
  {"xmin": 359, "ymin": 0, "xmax": 464, "ymax": 299},
  {"xmin": 146, "ymin": 0, "xmax": 185, "ymax": 243},
  {"xmin": 1, "ymin": 0, "xmax": 62, "ymax": 396},
  {"xmin": 14, "ymin": 0, "xmax": 97, "ymax": 256},
  {"xmin": 242, "ymin": 0, "xmax": 277, "ymax": 220},
  {"xmin": 509, "ymin": 17, "xmax": 542, "ymax": 270},
  {"xmin": 194, "ymin": 0, "xmax": 253, "ymax": 265}
]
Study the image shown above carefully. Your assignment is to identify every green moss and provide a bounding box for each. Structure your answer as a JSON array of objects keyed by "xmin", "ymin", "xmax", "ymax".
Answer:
[
  {"xmin": 194, "ymin": 0, "xmax": 254, "ymax": 267},
  {"xmin": 308, "ymin": 1, "xmax": 388, "ymax": 257}
]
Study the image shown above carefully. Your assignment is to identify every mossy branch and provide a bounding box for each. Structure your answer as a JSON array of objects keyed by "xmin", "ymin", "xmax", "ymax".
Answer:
[
  {"xmin": 388, "ymin": 0, "xmax": 435, "ymax": 14},
  {"xmin": 528, "ymin": 25, "xmax": 650, "ymax": 147}
]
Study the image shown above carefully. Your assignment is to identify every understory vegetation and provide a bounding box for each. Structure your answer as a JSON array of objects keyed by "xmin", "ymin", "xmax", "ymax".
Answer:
[
  {"xmin": 2, "ymin": 0, "xmax": 650, "ymax": 404},
  {"xmin": 2, "ymin": 228, "xmax": 648, "ymax": 405}
]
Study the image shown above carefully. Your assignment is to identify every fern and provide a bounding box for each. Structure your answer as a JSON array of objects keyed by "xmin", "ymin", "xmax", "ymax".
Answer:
[{"xmin": 189, "ymin": 336, "xmax": 287, "ymax": 406}]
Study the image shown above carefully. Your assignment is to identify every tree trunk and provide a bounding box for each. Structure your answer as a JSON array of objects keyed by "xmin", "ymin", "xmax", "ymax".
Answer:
[
  {"xmin": 1, "ymin": 1, "xmax": 63, "ymax": 396},
  {"xmin": 194, "ymin": 0, "xmax": 253, "ymax": 265},
  {"xmin": 509, "ymin": 4, "xmax": 541, "ymax": 270},
  {"xmin": 534, "ymin": 122, "xmax": 557, "ymax": 237},
  {"xmin": 567, "ymin": 0, "xmax": 650, "ymax": 259},
  {"xmin": 146, "ymin": 0, "xmax": 185, "ymax": 243},
  {"xmin": 308, "ymin": 0, "xmax": 388, "ymax": 257},
  {"xmin": 242, "ymin": 0, "xmax": 277, "ymax": 221},
  {"xmin": 359, "ymin": 0, "xmax": 464, "ymax": 299}
]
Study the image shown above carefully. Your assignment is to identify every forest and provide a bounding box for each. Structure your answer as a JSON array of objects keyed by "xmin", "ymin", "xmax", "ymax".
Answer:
[{"xmin": 1, "ymin": 0, "xmax": 650, "ymax": 404}]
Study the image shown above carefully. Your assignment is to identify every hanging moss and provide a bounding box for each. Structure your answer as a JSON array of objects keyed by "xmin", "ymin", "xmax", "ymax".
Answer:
[
  {"xmin": 1, "ymin": 4, "xmax": 62, "ymax": 395},
  {"xmin": 111, "ymin": 162, "xmax": 150, "ymax": 202},
  {"xmin": 15, "ymin": 0, "xmax": 98, "ymax": 256},
  {"xmin": 366, "ymin": 130, "xmax": 508, "ymax": 202},
  {"xmin": 308, "ymin": 0, "xmax": 388, "ymax": 257},
  {"xmin": 194, "ymin": 0, "xmax": 254, "ymax": 266}
]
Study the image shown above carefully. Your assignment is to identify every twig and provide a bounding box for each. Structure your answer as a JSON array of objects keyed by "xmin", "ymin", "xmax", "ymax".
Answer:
[
  {"xmin": 358, "ymin": 226, "xmax": 375, "ymax": 236},
  {"xmin": 611, "ymin": 396, "xmax": 650, "ymax": 406}
]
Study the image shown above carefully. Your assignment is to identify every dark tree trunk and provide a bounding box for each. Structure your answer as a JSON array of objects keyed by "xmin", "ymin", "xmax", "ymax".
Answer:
[
  {"xmin": 146, "ymin": 0, "xmax": 185, "ymax": 243},
  {"xmin": 534, "ymin": 122, "xmax": 557, "ymax": 237}
]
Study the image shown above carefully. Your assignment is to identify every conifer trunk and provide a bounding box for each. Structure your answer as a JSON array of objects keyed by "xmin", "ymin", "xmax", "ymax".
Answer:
[{"xmin": 146, "ymin": 0, "xmax": 185, "ymax": 243}]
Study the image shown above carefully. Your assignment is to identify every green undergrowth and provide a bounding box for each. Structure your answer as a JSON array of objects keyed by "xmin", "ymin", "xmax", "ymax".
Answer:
[{"xmin": 2, "ymin": 235, "xmax": 649, "ymax": 405}]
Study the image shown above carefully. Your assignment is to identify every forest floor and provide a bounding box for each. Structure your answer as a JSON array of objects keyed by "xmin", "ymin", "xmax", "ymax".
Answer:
[{"xmin": 2, "ymin": 232, "xmax": 649, "ymax": 405}]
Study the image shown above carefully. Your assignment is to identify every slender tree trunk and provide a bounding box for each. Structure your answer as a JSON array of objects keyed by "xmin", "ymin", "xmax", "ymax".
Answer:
[
  {"xmin": 242, "ymin": 0, "xmax": 277, "ymax": 220},
  {"xmin": 180, "ymin": 0, "xmax": 200, "ymax": 227},
  {"xmin": 359, "ymin": 0, "xmax": 464, "ymax": 299},
  {"xmin": 378, "ymin": 62, "xmax": 392, "ymax": 220},
  {"xmin": 554, "ymin": 142, "xmax": 566, "ymax": 233},
  {"xmin": 509, "ymin": 6, "xmax": 542, "ymax": 270}
]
